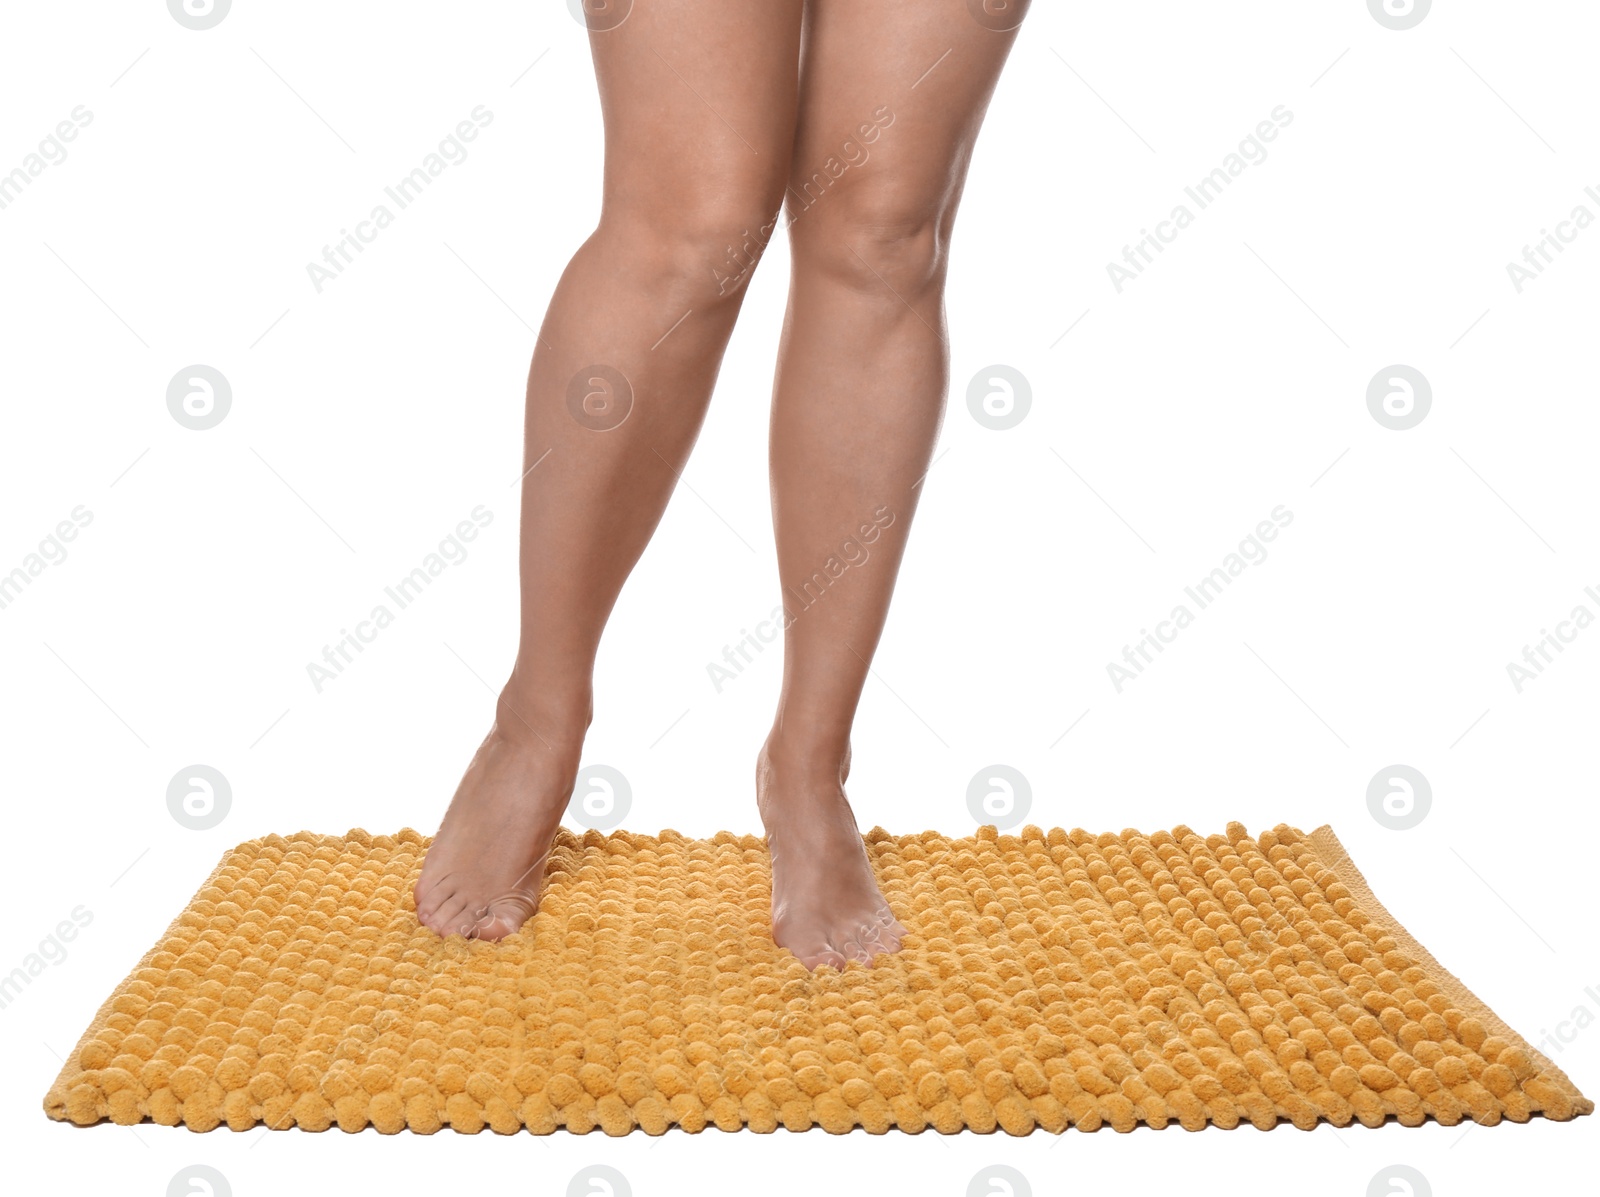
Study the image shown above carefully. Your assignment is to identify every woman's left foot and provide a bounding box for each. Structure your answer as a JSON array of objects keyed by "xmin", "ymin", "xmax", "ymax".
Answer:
[{"xmin": 756, "ymin": 738, "xmax": 907, "ymax": 970}]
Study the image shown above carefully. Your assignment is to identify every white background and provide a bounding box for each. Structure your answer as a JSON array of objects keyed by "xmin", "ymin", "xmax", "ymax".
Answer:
[{"xmin": 1, "ymin": 1, "xmax": 1596, "ymax": 1193}]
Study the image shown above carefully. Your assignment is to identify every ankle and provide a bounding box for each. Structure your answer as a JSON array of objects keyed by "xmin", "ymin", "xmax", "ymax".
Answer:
[
  {"xmin": 759, "ymin": 732, "xmax": 851, "ymax": 784},
  {"xmin": 492, "ymin": 686, "xmax": 591, "ymax": 754}
]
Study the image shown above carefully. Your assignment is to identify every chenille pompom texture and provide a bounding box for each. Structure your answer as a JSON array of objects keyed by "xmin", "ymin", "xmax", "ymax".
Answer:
[{"xmin": 44, "ymin": 822, "xmax": 1590, "ymax": 1135}]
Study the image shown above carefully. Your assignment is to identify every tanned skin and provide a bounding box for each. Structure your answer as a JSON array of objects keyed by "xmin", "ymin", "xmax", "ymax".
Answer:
[{"xmin": 415, "ymin": 0, "xmax": 1029, "ymax": 969}]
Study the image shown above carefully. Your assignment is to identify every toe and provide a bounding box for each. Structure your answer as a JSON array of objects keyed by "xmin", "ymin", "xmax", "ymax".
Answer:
[
  {"xmin": 872, "ymin": 906, "xmax": 907, "ymax": 939},
  {"xmin": 806, "ymin": 949, "xmax": 848, "ymax": 971},
  {"xmin": 429, "ymin": 893, "xmax": 476, "ymax": 939},
  {"xmin": 860, "ymin": 927, "xmax": 900, "ymax": 962},
  {"xmin": 791, "ymin": 939, "xmax": 847, "ymax": 971},
  {"xmin": 856, "ymin": 919, "xmax": 896, "ymax": 951},
  {"xmin": 837, "ymin": 933, "xmax": 876, "ymax": 966},
  {"xmin": 414, "ymin": 876, "xmax": 455, "ymax": 929},
  {"xmin": 472, "ymin": 894, "xmax": 538, "ymax": 941}
]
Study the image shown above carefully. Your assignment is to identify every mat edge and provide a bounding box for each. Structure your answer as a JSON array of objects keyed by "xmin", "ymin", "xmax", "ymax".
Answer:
[
  {"xmin": 42, "ymin": 842, "xmax": 243, "ymax": 1121},
  {"xmin": 1303, "ymin": 822, "xmax": 1592, "ymax": 1112}
]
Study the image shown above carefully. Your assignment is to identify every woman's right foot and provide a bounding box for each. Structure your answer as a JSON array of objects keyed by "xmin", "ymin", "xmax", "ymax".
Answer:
[{"xmin": 413, "ymin": 697, "xmax": 585, "ymax": 940}]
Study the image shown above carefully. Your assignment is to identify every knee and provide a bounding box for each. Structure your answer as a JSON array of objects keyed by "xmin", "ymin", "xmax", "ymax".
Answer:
[
  {"xmin": 789, "ymin": 186, "xmax": 952, "ymax": 298},
  {"xmin": 598, "ymin": 187, "xmax": 786, "ymax": 304}
]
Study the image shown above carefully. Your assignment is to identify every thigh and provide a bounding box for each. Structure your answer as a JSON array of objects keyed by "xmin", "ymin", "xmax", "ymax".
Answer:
[
  {"xmin": 787, "ymin": 0, "xmax": 1029, "ymax": 229},
  {"xmin": 585, "ymin": 0, "xmax": 806, "ymax": 220}
]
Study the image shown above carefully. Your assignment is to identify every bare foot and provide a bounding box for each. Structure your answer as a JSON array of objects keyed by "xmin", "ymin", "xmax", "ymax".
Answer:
[
  {"xmin": 756, "ymin": 738, "xmax": 907, "ymax": 970},
  {"xmin": 413, "ymin": 698, "xmax": 584, "ymax": 940}
]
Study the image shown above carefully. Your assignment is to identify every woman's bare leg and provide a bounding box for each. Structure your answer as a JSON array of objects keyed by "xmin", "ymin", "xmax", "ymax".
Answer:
[
  {"xmin": 758, "ymin": 0, "xmax": 1029, "ymax": 968},
  {"xmin": 416, "ymin": 0, "xmax": 803, "ymax": 939}
]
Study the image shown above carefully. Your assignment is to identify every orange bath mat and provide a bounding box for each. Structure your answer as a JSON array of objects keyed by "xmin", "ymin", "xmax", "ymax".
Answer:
[{"xmin": 43, "ymin": 822, "xmax": 1591, "ymax": 1134}]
